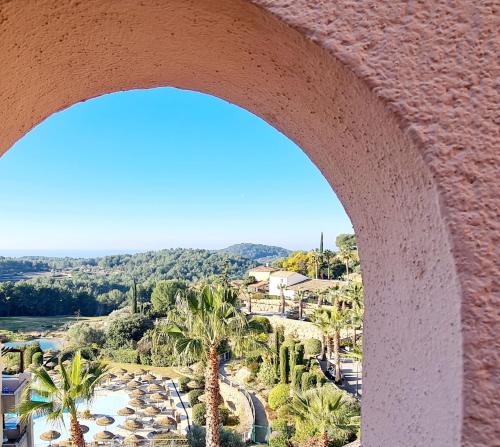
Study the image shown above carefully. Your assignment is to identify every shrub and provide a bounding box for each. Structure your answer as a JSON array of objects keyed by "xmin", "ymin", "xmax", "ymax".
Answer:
[
  {"xmin": 309, "ymin": 358, "xmax": 321, "ymax": 372},
  {"xmin": 219, "ymin": 406, "xmax": 230, "ymax": 425},
  {"xmin": 179, "ymin": 376, "xmax": 190, "ymax": 392},
  {"xmin": 300, "ymin": 372, "xmax": 317, "ymax": 392},
  {"xmin": 219, "ymin": 429, "xmax": 244, "ymax": 447},
  {"xmin": 279, "ymin": 345, "xmax": 289, "ymax": 384},
  {"xmin": 151, "ymin": 280, "xmax": 188, "ymax": 316},
  {"xmin": 32, "ymin": 351, "xmax": 43, "ymax": 366},
  {"xmin": 151, "ymin": 343, "xmax": 177, "ymax": 367},
  {"xmin": 106, "ymin": 314, "xmax": 153, "ymax": 349},
  {"xmin": 67, "ymin": 323, "xmax": 106, "ymax": 347},
  {"xmin": 247, "ymin": 362, "xmax": 260, "ymax": 376},
  {"xmin": 304, "ymin": 338, "xmax": 322, "ymax": 358},
  {"xmin": 192, "ymin": 403, "xmax": 207, "ymax": 426},
  {"xmin": 316, "ymin": 372, "xmax": 326, "ymax": 387},
  {"xmin": 188, "ymin": 389, "xmax": 204, "ymax": 407},
  {"xmin": 250, "ymin": 316, "xmax": 272, "ymax": 333},
  {"xmin": 23, "ymin": 342, "xmax": 42, "ymax": 366},
  {"xmin": 268, "ymin": 384, "xmax": 291, "ymax": 410},
  {"xmin": 291, "ymin": 365, "xmax": 305, "ymax": 390},
  {"xmin": 139, "ymin": 352, "xmax": 152, "ymax": 366},
  {"xmin": 294, "ymin": 343, "xmax": 305, "ymax": 366},
  {"xmin": 107, "ymin": 348, "xmax": 138, "ymax": 364},
  {"xmin": 244, "ymin": 350, "xmax": 263, "ymax": 365},
  {"xmin": 188, "ymin": 426, "xmax": 244, "ymax": 447},
  {"xmin": 257, "ymin": 361, "xmax": 276, "ymax": 386},
  {"xmin": 269, "ymin": 432, "xmax": 289, "ymax": 447}
]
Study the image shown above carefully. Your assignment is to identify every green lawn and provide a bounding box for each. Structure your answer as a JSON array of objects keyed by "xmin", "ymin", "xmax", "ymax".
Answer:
[{"xmin": 0, "ymin": 316, "xmax": 104, "ymax": 334}]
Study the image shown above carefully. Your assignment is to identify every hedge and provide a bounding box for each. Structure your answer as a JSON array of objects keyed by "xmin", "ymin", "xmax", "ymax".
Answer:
[
  {"xmin": 291, "ymin": 365, "xmax": 305, "ymax": 390},
  {"xmin": 268, "ymin": 384, "xmax": 291, "ymax": 410},
  {"xmin": 188, "ymin": 389, "xmax": 204, "ymax": 407},
  {"xmin": 303, "ymin": 338, "xmax": 322, "ymax": 358},
  {"xmin": 23, "ymin": 342, "xmax": 42, "ymax": 367},
  {"xmin": 178, "ymin": 376, "xmax": 190, "ymax": 393},
  {"xmin": 279, "ymin": 345, "xmax": 289, "ymax": 384},
  {"xmin": 192, "ymin": 403, "xmax": 207, "ymax": 426},
  {"xmin": 250, "ymin": 316, "xmax": 272, "ymax": 333},
  {"xmin": 32, "ymin": 351, "xmax": 43, "ymax": 366}
]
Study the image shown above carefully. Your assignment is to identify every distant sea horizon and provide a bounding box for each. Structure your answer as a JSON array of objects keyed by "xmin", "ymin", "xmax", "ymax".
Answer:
[{"xmin": 0, "ymin": 249, "xmax": 146, "ymax": 258}]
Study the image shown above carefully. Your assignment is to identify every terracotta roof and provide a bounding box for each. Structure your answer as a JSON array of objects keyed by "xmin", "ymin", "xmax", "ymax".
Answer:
[
  {"xmin": 249, "ymin": 266, "xmax": 278, "ymax": 272},
  {"xmin": 286, "ymin": 279, "xmax": 343, "ymax": 292},
  {"xmin": 248, "ymin": 280, "xmax": 269, "ymax": 289}
]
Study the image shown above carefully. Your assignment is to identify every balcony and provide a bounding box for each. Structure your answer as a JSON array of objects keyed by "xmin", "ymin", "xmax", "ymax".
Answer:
[
  {"xmin": 2, "ymin": 374, "xmax": 29, "ymax": 413},
  {"xmin": 3, "ymin": 427, "xmax": 29, "ymax": 447}
]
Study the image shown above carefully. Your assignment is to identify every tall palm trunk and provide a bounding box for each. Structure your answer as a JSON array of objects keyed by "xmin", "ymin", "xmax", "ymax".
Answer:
[
  {"xmin": 334, "ymin": 330, "xmax": 342, "ymax": 382},
  {"xmin": 280, "ymin": 288, "xmax": 286, "ymax": 315},
  {"xmin": 326, "ymin": 335, "xmax": 333, "ymax": 360},
  {"xmin": 320, "ymin": 333, "xmax": 326, "ymax": 360},
  {"xmin": 70, "ymin": 414, "xmax": 85, "ymax": 447},
  {"xmin": 206, "ymin": 345, "xmax": 221, "ymax": 447},
  {"xmin": 321, "ymin": 430, "xmax": 329, "ymax": 447}
]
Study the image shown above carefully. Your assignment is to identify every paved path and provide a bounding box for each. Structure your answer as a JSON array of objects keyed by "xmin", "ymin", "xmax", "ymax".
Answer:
[
  {"xmin": 319, "ymin": 357, "xmax": 362, "ymax": 398},
  {"xmin": 219, "ymin": 362, "xmax": 269, "ymax": 443}
]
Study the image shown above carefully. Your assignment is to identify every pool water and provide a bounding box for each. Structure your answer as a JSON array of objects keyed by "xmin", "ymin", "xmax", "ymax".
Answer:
[
  {"xmin": 4, "ymin": 338, "xmax": 62, "ymax": 351},
  {"xmin": 33, "ymin": 389, "xmax": 130, "ymax": 447}
]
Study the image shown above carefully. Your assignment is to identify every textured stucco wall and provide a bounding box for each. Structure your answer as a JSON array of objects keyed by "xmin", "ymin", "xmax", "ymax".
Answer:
[{"xmin": 0, "ymin": 1, "xmax": 497, "ymax": 446}]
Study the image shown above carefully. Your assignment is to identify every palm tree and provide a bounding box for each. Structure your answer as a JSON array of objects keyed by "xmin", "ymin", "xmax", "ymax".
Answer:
[
  {"xmin": 239, "ymin": 285, "xmax": 253, "ymax": 314},
  {"xmin": 313, "ymin": 306, "xmax": 349, "ymax": 382},
  {"xmin": 154, "ymin": 286, "xmax": 255, "ymax": 447},
  {"xmin": 294, "ymin": 289, "xmax": 306, "ymax": 320},
  {"xmin": 342, "ymin": 282, "xmax": 364, "ymax": 343},
  {"xmin": 277, "ymin": 282, "xmax": 287, "ymax": 315},
  {"xmin": 286, "ymin": 385, "xmax": 360, "ymax": 447},
  {"xmin": 18, "ymin": 351, "xmax": 108, "ymax": 447},
  {"xmin": 349, "ymin": 303, "xmax": 364, "ymax": 348},
  {"xmin": 338, "ymin": 248, "xmax": 353, "ymax": 281},
  {"xmin": 312, "ymin": 311, "xmax": 329, "ymax": 361},
  {"xmin": 311, "ymin": 250, "xmax": 322, "ymax": 279},
  {"xmin": 323, "ymin": 249, "xmax": 335, "ymax": 279}
]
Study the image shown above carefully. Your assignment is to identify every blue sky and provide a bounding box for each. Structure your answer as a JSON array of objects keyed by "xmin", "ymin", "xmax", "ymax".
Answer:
[{"xmin": 0, "ymin": 88, "xmax": 352, "ymax": 256}]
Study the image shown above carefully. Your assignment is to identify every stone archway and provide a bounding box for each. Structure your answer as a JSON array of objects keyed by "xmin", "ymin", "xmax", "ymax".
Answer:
[{"xmin": 0, "ymin": 1, "xmax": 497, "ymax": 445}]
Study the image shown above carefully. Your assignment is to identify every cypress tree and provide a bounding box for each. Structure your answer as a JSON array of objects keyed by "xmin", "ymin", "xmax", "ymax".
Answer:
[
  {"xmin": 292, "ymin": 365, "xmax": 305, "ymax": 390},
  {"xmin": 130, "ymin": 278, "xmax": 138, "ymax": 314},
  {"xmin": 288, "ymin": 341, "xmax": 297, "ymax": 377},
  {"xmin": 295, "ymin": 343, "xmax": 305, "ymax": 366},
  {"xmin": 320, "ymin": 232, "xmax": 324, "ymax": 254},
  {"xmin": 279, "ymin": 345, "xmax": 289, "ymax": 384}
]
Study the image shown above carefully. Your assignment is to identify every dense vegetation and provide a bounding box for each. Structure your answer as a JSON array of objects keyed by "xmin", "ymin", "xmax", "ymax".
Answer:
[
  {"xmin": 272, "ymin": 233, "xmax": 360, "ymax": 280},
  {"xmin": 219, "ymin": 243, "xmax": 291, "ymax": 263},
  {"xmin": 0, "ymin": 248, "xmax": 259, "ymax": 317}
]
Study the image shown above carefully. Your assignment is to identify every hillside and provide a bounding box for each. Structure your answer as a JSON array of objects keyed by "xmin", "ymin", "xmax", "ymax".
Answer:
[
  {"xmin": 219, "ymin": 243, "xmax": 291, "ymax": 263},
  {"xmin": 0, "ymin": 248, "xmax": 257, "ymax": 284}
]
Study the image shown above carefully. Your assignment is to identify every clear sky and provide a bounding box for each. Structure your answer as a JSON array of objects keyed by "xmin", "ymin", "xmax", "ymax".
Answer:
[{"xmin": 0, "ymin": 87, "xmax": 352, "ymax": 257}]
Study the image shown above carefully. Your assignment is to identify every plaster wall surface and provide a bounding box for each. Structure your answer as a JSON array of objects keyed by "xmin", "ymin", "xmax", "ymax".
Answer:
[{"xmin": 0, "ymin": 1, "xmax": 497, "ymax": 445}]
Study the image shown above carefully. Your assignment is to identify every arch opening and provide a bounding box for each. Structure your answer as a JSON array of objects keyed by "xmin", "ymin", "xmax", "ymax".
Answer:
[{"xmin": 0, "ymin": 1, "xmax": 466, "ymax": 445}]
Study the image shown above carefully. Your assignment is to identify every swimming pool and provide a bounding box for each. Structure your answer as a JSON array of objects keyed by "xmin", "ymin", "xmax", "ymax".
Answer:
[
  {"xmin": 32, "ymin": 389, "xmax": 130, "ymax": 447},
  {"xmin": 4, "ymin": 338, "xmax": 63, "ymax": 351}
]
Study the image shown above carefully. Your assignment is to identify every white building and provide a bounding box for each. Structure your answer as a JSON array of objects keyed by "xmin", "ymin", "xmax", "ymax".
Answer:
[
  {"xmin": 268, "ymin": 271, "xmax": 309, "ymax": 298},
  {"xmin": 247, "ymin": 266, "xmax": 278, "ymax": 282}
]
